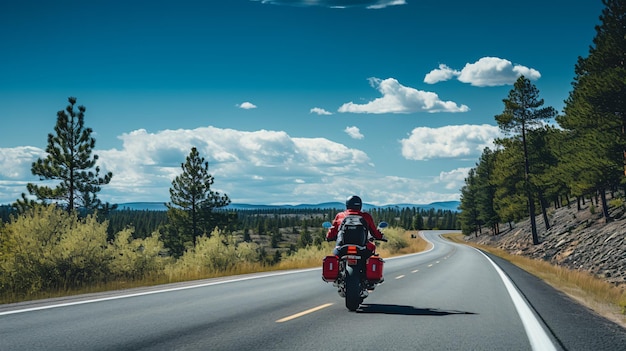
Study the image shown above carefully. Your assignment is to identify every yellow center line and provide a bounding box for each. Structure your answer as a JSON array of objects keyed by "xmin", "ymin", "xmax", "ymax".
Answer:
[{"xmin": 276, "ymin": 303, "xmax": 334, "ymax": 323}]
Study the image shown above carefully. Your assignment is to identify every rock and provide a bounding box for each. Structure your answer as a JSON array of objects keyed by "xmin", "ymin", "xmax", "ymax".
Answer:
[{"xmin": 467, "ymin": 198, "xmax": 625, "ymax": 287}]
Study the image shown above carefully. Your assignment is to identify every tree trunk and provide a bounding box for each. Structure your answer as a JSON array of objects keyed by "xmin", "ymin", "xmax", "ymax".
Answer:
[
  {"xmin": 600, "ymin": 190, "xmax": 611, "ymax": 223},
  {"xmin": 539, "ymin": 190, "xmax": 550, "ymax": 231},
  {"xmin": 522, "ymin": 123, "xmax": 539, "ymax": 245}
]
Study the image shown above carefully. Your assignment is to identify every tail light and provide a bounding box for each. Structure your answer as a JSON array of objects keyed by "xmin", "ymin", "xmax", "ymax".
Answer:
[{"xmin": 347, "ymin": 245, "xmax": 358, "ymax": 265}]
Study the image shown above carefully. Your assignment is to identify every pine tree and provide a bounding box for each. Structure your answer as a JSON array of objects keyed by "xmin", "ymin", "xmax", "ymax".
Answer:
[
  {"xmin": 495, "ymin": 76, "xmax": 557, "ymax": 244},
  {"xmin": 412, "ymin": 212, "xmax": 424, "ymax": 230},
  {"xmin": 492, "ymin": 137, "xmax": 528, "ymax": 226},
  {"xmin": 475, "ymin": 147, "xmax": 501, "ymax": 235},
  {"xmin": 459, "ymin": 168, "xmax": 482, "ymax": 236},
  {"xmin": 165, "ymin": 147, "xmax": 231, "ymax": 257},
  {"xmin": 15, "ymin": 97, "xmax": 113, "ymax": 213}
]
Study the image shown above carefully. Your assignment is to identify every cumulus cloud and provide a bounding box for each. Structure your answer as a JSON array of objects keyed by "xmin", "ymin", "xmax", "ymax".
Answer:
[
  {"xmin": 338, "ymin": 77, "xmax": 469, "ymax": 114},
  {"xmin": 423, "ymin": 64, "xmax": 461, "ymax": 84},
  {"xmin": 253, "ymin": 0, "xmax": 406, "ymax": 9},
  {"xmin": 344, "ymin": 126, "xmax": 364, "ymax": 139},
  {"xmin": 91, "ymin": 126, "xmax": 374, "ymax": 204},
  {"xmin": 400, "ymin": 124, "xmax": 502, "ymax": 161},
  {"xmin": 237, "ymin": 102, "xmax": 257, "ymax": 109},
  {"xmin": 0, "ymin": 146, "xmax": 47, "ymax": 203},
  {"xmin": 0, "ymin": 146, "xmax": 45, "ymax": 179},
  {"xmin": 310, "ymin": 107, "xmax": 332, "ymax": 115},
  {"xmin": 424, "ymin": 57, "xmax": 541, "ymax": 87},
  {"xmin": 0, "ymin": 125, "xmax": 474, "ymax": 205},
  {"xmin": 438, "ymin": 167, "xmax": 472, "ymax": 190}
]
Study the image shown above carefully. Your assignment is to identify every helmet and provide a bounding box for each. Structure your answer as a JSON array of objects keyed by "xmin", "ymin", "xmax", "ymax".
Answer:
[{"xmin": 346, "ymin": 195, "xmax": 362, "ymax": 210}]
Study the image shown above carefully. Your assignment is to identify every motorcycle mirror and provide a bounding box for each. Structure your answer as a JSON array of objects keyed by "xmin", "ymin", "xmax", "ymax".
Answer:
[
  {"xmin": 322, "ymin": 221, "xmax": 332, "ymax": 229},
  {"xmin": 378, "ymin": 221, "xmax": 388, "ymax": 229}
]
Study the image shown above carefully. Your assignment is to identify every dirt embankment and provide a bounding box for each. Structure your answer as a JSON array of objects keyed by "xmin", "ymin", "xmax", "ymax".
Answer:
[{"xmin": 465, "ymin": 200, "xmax": 625, "ymax": 287}]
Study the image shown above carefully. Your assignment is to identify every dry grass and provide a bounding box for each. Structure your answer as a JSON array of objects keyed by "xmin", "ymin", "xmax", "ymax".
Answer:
[
  {"xmin": 378, "ymin": 230, "xmax": 430, "ymax": 257},
  {"xmin": 444, "ymin": 233, "xmax": 626, "ymax": 328},
  {"xmin": 276, "ymin": 229, "xmax": 430, "ymax": 270}
]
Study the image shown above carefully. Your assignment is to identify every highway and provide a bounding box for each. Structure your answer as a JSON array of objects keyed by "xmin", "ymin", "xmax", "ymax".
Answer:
[{"xmin": 1, "ymin": 231, "xmax": 625, "ymax": 350}]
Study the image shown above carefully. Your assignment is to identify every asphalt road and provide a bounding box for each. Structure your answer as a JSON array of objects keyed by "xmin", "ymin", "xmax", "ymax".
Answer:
[{"xmin": 1, "ymin": 230, "xmax": 625, "ymax": 350}]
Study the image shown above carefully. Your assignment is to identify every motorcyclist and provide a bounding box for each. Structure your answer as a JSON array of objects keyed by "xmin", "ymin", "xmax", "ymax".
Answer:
[{"xmin": 326, "ymin": 195, "xmax": 385, "ymax": 257}]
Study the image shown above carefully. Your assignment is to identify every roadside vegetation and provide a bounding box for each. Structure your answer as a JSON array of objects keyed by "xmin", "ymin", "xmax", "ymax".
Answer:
[{"xmin": 0, "ymin": 205, "xmax": 429, "ymax": 304}]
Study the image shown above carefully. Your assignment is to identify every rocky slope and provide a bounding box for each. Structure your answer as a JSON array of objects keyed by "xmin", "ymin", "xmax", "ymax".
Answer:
[{"xmin": 465, "ymin": 198, "xmax": 625, "ymax": 287}]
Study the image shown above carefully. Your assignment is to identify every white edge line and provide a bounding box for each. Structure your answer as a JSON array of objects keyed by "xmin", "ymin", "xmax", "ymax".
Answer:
[
  {"xmin": 0, "ymin": 268, "xmax": 318, "ymax": 316},
  {"xmin": 475, "ymin": 249, "xmax": 558, "ymax": 351}
]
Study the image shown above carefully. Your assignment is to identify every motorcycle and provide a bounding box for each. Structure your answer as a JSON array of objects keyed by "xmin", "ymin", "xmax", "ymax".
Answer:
[{"xmin": 321, "ymin": 221, "xmax": 388, "ymax": 311}]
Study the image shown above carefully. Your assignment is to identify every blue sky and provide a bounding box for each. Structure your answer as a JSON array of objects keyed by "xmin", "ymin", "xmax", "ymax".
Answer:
[{"xmin": 0, "ymin": 0, "xmax": 604, "ymax": 206}]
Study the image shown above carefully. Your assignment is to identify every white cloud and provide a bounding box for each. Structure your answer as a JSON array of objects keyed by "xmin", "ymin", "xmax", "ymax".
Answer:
[
  {"xmin": 424, "ymin": 57, "xmax": 541, "ymax": 87},
  {"xmin": 253, "ymin": 0, "xmax": 406, "ymax": 9},
  {"xmin": 93, "ymin": 126, "xmax": 374, "ymax": 204},
  {"xmin": 0, "ymin": 146, "xmax": 45, "ymax": 178},
  {"xmin": 0, "ymin": 125, "xmax": 472, "ymax": 206},
  {"xmin": 400, "ymin": 124, "xmax": 502, "ymax": 161},
  {"xmin": 0, "ymin": 146, "xmax": 42, "ymax": 203},
  {"xmin": 338, "ymin": 77, "xmax": 469, "ymax": 114},
  {"xmin": 438, "ymin": 167, "xmax": 472, "ymax": 190},
  {"xmin": 366, "ymin": 0, "xmax": 406, "ymax": 9},
  {"xmin": 310, "ymin": 107, "xmax": 332, "ymax": 115},
  {"xmin": 237, "ymin": 102, "xmax": 257, "ymax": 109},
  {"xmin": 424, "ymin": 64, "xmax": 460, "ymax": 84},
  {"xmin": 344, "ymin": 126, "xmax": 364, "ymax": 139}
]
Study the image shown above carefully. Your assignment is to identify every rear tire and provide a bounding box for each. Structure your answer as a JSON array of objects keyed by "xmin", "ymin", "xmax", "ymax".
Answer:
[{"xmin": 344, "ymin": 265, "xmax": 361, "ymax": 311}]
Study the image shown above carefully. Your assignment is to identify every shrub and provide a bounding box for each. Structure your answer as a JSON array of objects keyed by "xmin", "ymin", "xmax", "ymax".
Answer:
[
  {"xmin": 166, "ymin": 229, "xmax": 262, "ymax": 279},
  {"xmin": 0, "ymin": 205, "xmax": 111, "ymax": 296},
  {"xmin": 107, "ymin": 228, "xmax": 169, "ymax": 280},
  {"xmin": 378, "ymin": 227, "xmax": 408, "ymax": 254}
]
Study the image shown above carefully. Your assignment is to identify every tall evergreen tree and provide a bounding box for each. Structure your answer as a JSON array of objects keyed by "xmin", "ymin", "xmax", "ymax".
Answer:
[
  {"xmin": 491, "ymin": 137, "xmax": 529, "ymax": 227},
  {"xmin": 459, "ymin": 168, "xmax": 482, "ymax": 236},
  {"xmin": 475, "ymin": 147, "xmax": 501, "ymax": 235},
  {"xmin": 412, "ymin": 212, "xmax": 424, "ymax": 230},
  {"xmin": 165, "ymin": 147, "xmax": 231, "ymax": 257},
  {"xmin": 15, "ymin": 97, "xmax": 113, "ymax": 213},
  {"xmin": 495, "ymin": 76, "xmax": 557, "ymax": 244}
]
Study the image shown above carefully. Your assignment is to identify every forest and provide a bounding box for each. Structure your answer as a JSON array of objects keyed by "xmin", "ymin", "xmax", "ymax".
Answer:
[
  {"xmin": 1, "ymin": 205, "xmax": 459, "ymax": 241},
  {"xmin": 458, "ymin": 2, "xmax": 626, "ymax": 244}
]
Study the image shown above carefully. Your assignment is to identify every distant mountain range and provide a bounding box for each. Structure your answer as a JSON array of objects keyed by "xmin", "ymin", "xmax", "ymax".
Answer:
[{"xmin": 116, "ymin": 201, "xmax": 461, "ymax": 212}]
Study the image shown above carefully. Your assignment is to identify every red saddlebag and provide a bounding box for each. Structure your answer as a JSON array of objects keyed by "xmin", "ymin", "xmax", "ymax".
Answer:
[
  {"xmin": 322, "ymin": 255, "xmax": 339, "ymax": 282},
  {"xmin": 366, "ymin": 256, "xmax": 384, "ymax": 282}
]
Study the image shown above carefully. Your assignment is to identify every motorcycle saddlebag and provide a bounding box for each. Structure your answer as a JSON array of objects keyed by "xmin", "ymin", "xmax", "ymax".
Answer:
[
  {"xmin": 366, "ymin": 256, "xmax": 384, "ymax": 282},
  {"xmin": 322, "ymin": 255, "xmax": 339, "ymax": 282}
]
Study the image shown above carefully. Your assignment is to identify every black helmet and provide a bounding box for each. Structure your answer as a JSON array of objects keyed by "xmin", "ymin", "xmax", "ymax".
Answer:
[{"xmin": 346, "ymin": 195, "xmax": 362, "ymax": 210}]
